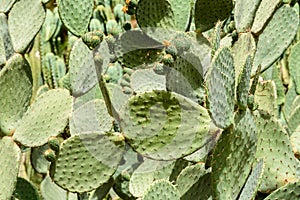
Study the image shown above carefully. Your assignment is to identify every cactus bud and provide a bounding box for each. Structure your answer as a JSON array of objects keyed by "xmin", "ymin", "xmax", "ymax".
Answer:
[
  {"xmin": 44, "ymin": 149, "xmax": 56, "ymax": 162},
  {"xmin": 48, "ymin": 136, "xmax": 60, "ymax": 152}
]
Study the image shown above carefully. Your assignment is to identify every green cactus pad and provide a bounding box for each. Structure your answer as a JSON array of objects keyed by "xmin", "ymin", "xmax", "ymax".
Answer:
[
  {"xmin": 265, "ymin": 181, "xmax": 300, "ymax": 200},
  {"xmin": 234, "ymin": 0, "xmax": 261, "ymax": 32},
  {"xmin": 0, "ymin": 0, "xmax": 16, "ymax": 13},
  {"xmin": 254, "ymin": 110, "xmax": 300, "ymax": 193},
  {"xmin": 169, "ymin": 0, "xmax": 192, "ymax": 31},
  {"xmin": 0, "ymin": 137, "xmax": 21, "ymax": 200},
  {"xmin": 41, "ymin": 175, "xmax": 77, "ymax": 200},
  {"xmin": 251, "ymin": 0, "xmax": 281, "ymax": 34},
  {"xmin": 73, "ymin": 83, "xmax": 103, "ymax": 109},
  {"xmin": 120, "ymin": 90, "xmax": 211, "ymax": 160},
  {"xmin": 69, "ymin": 38, "xmax": 98, "ymax": 97},
  {"xmin": 8, "ymin": 0, "xmax": 45, "ymax": 53},
  {"xmin": 130, "ymin": 69, "xmax": 166, "ymax": 93},
  {"xmin": 184, "ymin": 124, "xmax": 221, "ymax": 163},
  {"xmin": 288, "ymin": 41, "xmax": 300, "ymax": 94},
  {"xmin": 114, "ymin": 172, "xmax": 136, "ymax": 200},
  {"xmin": 57, "ymin": 0, "xmax": 93, "ymax": 36},
  {"xmin": 107, "ymin": 83, "xmax": 131, "ymax": 115},
  {"xmin": 31, "ymin": 145, "xmax": 51, "ymax": 174},
  {"xmin": 142, "ymin": 180, "xmax": 180, "ymax": 200},
  {"xmin": 129, "ymin": 159, "xmax": 175, "ymax": 197},
  {"xmin": 211, "ymin": 21, "xmax": 222, "ymax": 57},
  {"xmin": 12, "ymin": 177, "xmax": 40, "ymax": 200},
  {"xmin": 166, "ymin": 51, "xmax": 205, "ymax": 102},
  {"xmin": 291, "ymin": 128, "xmax": 300, "ymax": 159},
  {"xmin": 239, "ymin": 159, "xmax": 264, "ymax": 200},
  {"xmin": 53, "ymin": 132, "xmax": 124, "ymax": 193},
  {"xmin": 0, "ymin": 54, "xmax": 32, "ymax": 136},
  {"xmin": 290, "ymin": 96, "xmax": 300, "ymax": 114},
  {"xmin": 70, "ymin": 99, "xmax": 113, "ymax": 135},
  {"xmin": 87, "ymin": 177, "xmax": 114, "ymax": 200},
  {"xmin": 42, "ymin": 9, "xmax": 60, "ymax": 42},
  {"xmin": 283, "ymin": 83, "xmax": 297, "ymax": 119},
  {"xmin": 13, "ymin": 89, "xmax": 72, "ymax": 147},
  {"xmin": 0, "ymin": 33, "xmax": 5, "ymax": 67},
  {"xmin": 176, "ymin": 163, "xmax": 212, "ymax": 200},
  {"xmin": 206, "ymin": 46, "xmax": 235, "ymax": 129},
  {"xmin": 136, "ymin": 0, "xmax": 175, "ymax": 29},
  {"xmin": 232, "ymin": 32, "xmax": 256, "ymax": 83},
  {"xmin": 253, "ymin": 5, "xmax": 299, "ymax": 74},
  {"xmin": 0, "ymin": 13, "xmax": 14, "ymax": 60},
  {"xmin": 114, "ymin": 30, "xmax": 163, "ymax": 69},
  {"xmin": 212, "ymin": 109, "xmax": 257, "ymax": 200},
  {"xmin": 254, "ymin": 80, "xmax": 277, "ymax": 117},
  {"xmin": 194, "ymin": 0, "xmax": 233, "ymax": 32},
  {"xmin": 237, "ymin": 55, "xmax": 252, "ymax": 110},
  {"xmin": 272, "ymin": 65, "xmax": 285, "ymax": 106},
  {"xmin": 288, "ymin": 106, "xmax": 300, "ymax": 135}
]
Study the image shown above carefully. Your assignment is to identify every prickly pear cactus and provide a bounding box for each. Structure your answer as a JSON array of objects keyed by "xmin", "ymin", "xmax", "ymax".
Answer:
[
  {"xmin": 0, "ymin": 137, "xmax": 21, "ymax": 200},
  {"xmin": 57, "ymin": 0, "xmax": 93, "ymax": 36},
  {"xmin": 13, "ymin": 89, "xmax": 72, "ymax": 147},
  {"xmin": 206, "ymin": 46, "xmax": 235, "ymax": 129},
  {"xmin": 8, "ymin": 0, "xmax": 46, "ymax": 53},
  {"xmin": 1, "ymin": 0, "xmax": 300, "ymax": 198},
  {"xmin": 0, "ymin": 54, "xmax": 32, "ymax": 136}
]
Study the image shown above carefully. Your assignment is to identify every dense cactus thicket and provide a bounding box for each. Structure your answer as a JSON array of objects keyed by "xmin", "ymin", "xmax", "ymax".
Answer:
[{"xmin": 2, "ymin": 0, "xmax": 300, "ymax": 199}]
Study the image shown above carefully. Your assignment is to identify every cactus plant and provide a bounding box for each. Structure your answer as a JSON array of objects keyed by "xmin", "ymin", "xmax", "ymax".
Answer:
[
  {"xmin": 2, "ymin": 0, "xmax": 300, "ymax": 199},
  {"xmin": 8, "ymin": 0, "xmax": 46, "ymax": 53}
]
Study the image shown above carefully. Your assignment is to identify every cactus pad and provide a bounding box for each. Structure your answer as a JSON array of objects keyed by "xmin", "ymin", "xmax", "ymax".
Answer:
[
  {"xmin": 212, "ymin": 109, "xmax": 257, "ymax": 200},
  {"xmin": 8, "ymin": 0, "xmax": 45, "ymax": 53},
  {"xmin": 166, "ymin": 51, "xmax": 205, "ymax": 102},
  {"xmin": 0, "ymin": 137, "xmax": 21, "ymax": 200},
  {"xmin": 69, "ymin": 38, "xmax": 98, "ymax": 97},
  {"xmin": 13, "ymin": 177, "xmax": 40, "ymax": 200},
  {"xmin": 70, "ymin": 99, "xmax": 113, "ymax": 135},
  {"xmin": 239, "ymin": 159, "xmax": 264, "ymax": 200},
  {"xmin": 57, "ymin": 0, "xmax": 93, "ymax": 36},
  {"xmin": 129, "ymin": 159, "xmax": 175, "ymax": 197},
  {"xmin": 120, "ymin": 90, "xmax": 211, "ymax": 160},
  {"xmin": 194, "ymin": 0, "xmax": 233, "ymax": 32},
  {"xmin": 31, "ymin": 145, "xmax": 51, "ymax": 174},
  {"xmin": 136, "ymin": 0, "xmax": 175, "ymax": 29},
  {"xmin": 142, "ymin": 180, "xmax": 180, "ymax": 200},
  {"xmin": 288, "ymin": 41, "xmax": 300, "ymax": 94},
  {"xmin": 254, "ymin": 110, "xmax": 300, "ymax": 192},
  {"xmin": 237, "ymin": 55, "xmax": 252, "ymax": 110},
  {"xmin": 254, "ymin": 80, "xmax": 277, "ymax": 117},
  {"xmin": 130, "ymin": 69, "xmax": 166, "ymax": 93},
  {"xmin": 288, "ymin": 106, "xmax": 300, "ymax": 134},
  {"xmin": 0, "ymin": 54, "xmax": 32, "ymax": 136},
  {"xmin": 53, "ymin": 132, "xmax": 124, "ymax": 193},
  {"xmin": 41, "ymin": 175, "xmax": 77, "ymax": 200},
  {"xmin": 232, "ymin": 32, "xmax": 256, "ymax": 82},
  {"xmin": 234, "ymin": 0, "xmax": 261, "ymax": 32},
  {"xmin": 253, "ymin": 5, "xmax": 299, "ymax": 74},
  {"xmin": 0, "ymin": 13, "xmax": 14, "ymax": 60},
  {"xmin": 206, "ymin": 47, "xmax": 235, "ymax": 129},
  {"xmin": 13, "ymin": 89, "xmax": 72, "ymax": 147},
  {"xmin": 176, "ymin": 163, "xmax": 212, "ymax": 200},
  {"xmin": 169, "ymin": 0, "xmax": 192, "ymax": 31},
  {"xmin": 0, "ymin": 34, "xmax": 5, "ymax": 67},
  {"xmin": 251, "ymin": 0, "xmax": 281, "ymax": 34},
  {"xmin": 0, "ymin": 0, "xmax": 16, "ymax": 13},
  {"xmin": 265, "ymin": 181, "xmax": 300, "ymax": 200}
]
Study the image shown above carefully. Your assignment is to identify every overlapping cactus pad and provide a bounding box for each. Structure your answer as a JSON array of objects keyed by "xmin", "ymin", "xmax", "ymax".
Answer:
[
  {"xmin": 120, "ymin": 90, "xmax": 211, "ymax": 160},
  {"xmin": 1, "ymin": 0, "xmax": 300, "ymax": 199}
]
